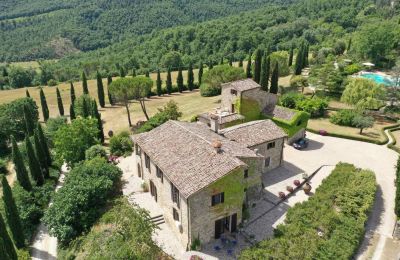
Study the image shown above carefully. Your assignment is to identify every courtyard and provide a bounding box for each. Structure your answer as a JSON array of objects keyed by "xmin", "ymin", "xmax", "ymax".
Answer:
[{"xmin": 118, "ymin": 131, "xmax": 399, "ymax": 259}]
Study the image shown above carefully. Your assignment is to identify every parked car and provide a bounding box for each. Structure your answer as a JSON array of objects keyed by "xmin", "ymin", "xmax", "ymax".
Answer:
[{"xmin": 293, "ymin": 138, "xmax": 309, "ymax": 150}]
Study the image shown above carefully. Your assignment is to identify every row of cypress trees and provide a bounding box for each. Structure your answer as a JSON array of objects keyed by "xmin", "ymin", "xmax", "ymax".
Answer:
[{"xmin": 1, "ymin": 104, "xmax": 53, "ymax": 257}]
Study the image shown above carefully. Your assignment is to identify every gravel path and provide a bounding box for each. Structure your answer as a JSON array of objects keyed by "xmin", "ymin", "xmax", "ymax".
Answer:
[{"xmin": 30, "ymin": 164, "xmax": 68, "ymax": 260}]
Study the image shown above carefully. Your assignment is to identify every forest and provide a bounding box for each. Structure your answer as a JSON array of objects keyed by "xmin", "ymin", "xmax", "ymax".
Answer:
[{"xmin": 0, "ymin": 0, "xmax": 292, "ymax": 61}]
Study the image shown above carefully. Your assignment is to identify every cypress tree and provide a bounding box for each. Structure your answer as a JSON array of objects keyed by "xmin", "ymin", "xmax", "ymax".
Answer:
[
  {"xmin": 2, "ymin": 67, "xmax": 7, "ymax": 77},
  {"xmin": 96, "ymin": 71, "xmax": 105, "ymax": 108},
  {"xmin": 34, "ymin": 131, "xmax": 48, "ymax": 178},
  {"xmin": 37, "ymin": 124, "xmax": 51, "ymax": 166},
  {"xmin": 70, "ymin": 82, "xmax": 76, "ymax": 104},
  {"xmin": 253, "ymin": 48, "xmax": 263, "ymax": 83},
  {"xmin": 166, "ymin": 68, "xmax": 172, "ymax": 94},
  {"xmin": 303, "ymin": 43, "xmax": 309, "ymax": 67},
  {"xmin": 238, "ymin": 59, "xmax": 243, "ymax": 67},
  {"xmin": 198, "ymin": 62, "xmax": 203, "ymax": 86},
  {"xmin": 107, "ymin": 75, "xmax": 114, "ymax": 106},
  {"xmin": 347, "ymin": 38, "xmax": 352, "ymax": 52},
  {"xmin": 1, "ymin": 177, "xmax": 25, "ymax": 248},
  {"xmin": 270, "ymin": 63, "xmax": 279, "ymax": 94},
  {"xmin": 82, "ymin": 71, "xmax": 89, "ymax": 94},
  {"xmin": 69, "ymin": 103, "xmax": 75, "ymax": 121},
  {"xmin": 39, "ymin": 88, "xmax": 49, "ymax": 121},
  {"xmin": 246, "ymin": 54, "xmax": 252, "ymax": 78},
  {"xmin": 220, "ymin": 57, "xmax": 224, "ymax": 65},
  {"xmin": 288, "ymin": 45, "xmax": 294, "ymax": 67},
  {"xmin": 228, "ymin": 57, "xmax": 233, "ymax": 66},
  {"xmin": 177, "ymin": 67, "xmax": 184, "ymax": 93},
  {"xmin": 260, "ymin": 55, "xmax": 269, "ymax": 92},
  {"xmin": 187, "ymin": 63, "xmax": 194, "ymax": 91},
  {"xmin": 145, "ymin": 70, "xmax": 150, "ymax": 78},
  {"xmin": 120, "ymin": 67, "xmax": 125, "ymax": 78},
  {"xmin": 132, "ymin": 68, "xmax": 136, "ymax": 77},
  {"xmin": 156, "ymin": 70, "xmax": 162, "ymax": 96},
  {"xmin": 11, "ymin": 136, "xmax": 31, "ymax": 191},
  {"xmin": 294, "ymin": 45, "xmax": 304, "ymax": 75},
  {"xmin": 56, "ymin": 87, "xmax": 64, "ymax": 116},
  {"xmin": 0, "ymin": 213, "xmax": 17, "ymax": 260},
  {"xmin": 82, "ymin": 96, "xmax": 90, "ymax": 118},
  {"xmin": 208, "ymin": 60, "xmax": 214, "ymax": 70},
  {"xmin": 24, "ymin": 104, "xmax": 35, "ymax": 136},
  {"xmin": 25, "ymin": 89, "xmax": 30, "ymax": 98},
  {"xmin": 92, "ymin": 101, "xmax": 104, "ymax": 143},
  {"xmin": 25, "ymin": 136, "xmax": 44, "ymax": 186}
]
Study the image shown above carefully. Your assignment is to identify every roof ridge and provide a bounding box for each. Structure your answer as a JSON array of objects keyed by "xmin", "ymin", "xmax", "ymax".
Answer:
[
  {"xmin": 170, "ymin": 120, "xmax": 213, "ymax": 146},
  {"xmin": 221, "ymin": 120, "xmax": 267, "ymax": 133}
]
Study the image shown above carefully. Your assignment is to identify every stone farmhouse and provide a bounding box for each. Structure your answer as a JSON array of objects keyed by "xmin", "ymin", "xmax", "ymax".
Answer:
[
  {"xmin": 198, "ymin": 79, "xmax": 309, "ymax": 144},
  {"xmin": 131, "ymin": 119, "xmax": 287, "ymax": 248}
]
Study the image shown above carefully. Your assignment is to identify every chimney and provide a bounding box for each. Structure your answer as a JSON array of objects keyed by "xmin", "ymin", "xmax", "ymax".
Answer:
[
  {"xmin": 212, "ymin": 140, "xmax": 223, "ymax": 154},
  {"xmin": 209, "ymin": 113, "xmax": 220, "ymax": 133}
]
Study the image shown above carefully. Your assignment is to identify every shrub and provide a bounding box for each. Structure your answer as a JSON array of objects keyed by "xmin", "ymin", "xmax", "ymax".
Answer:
[
  {"xmin": 137, "ymin": 100, "xmax": 182, "ymax": 133},
  {"xmin": 343, "ymin": 63, "xmax": 362, "ymax": 75},
  {"xmin": 329, "ymin": 109, "xmax": 360, "ymax": 126},
  {"xmin": 85, "ymin": 145, "xmax": 107, "ymax": 160},
  {"xmin": 47, "ymin": 79, "xmax": 58, "ymax": 86},
  {"xmin": 43, "ymin": 158, "xmax": 122, "ymax": 245},
  {"xmin": 45, "ymin": 116, "xmax": 67, "ymax": 145},
  {"xmin": 57, "ymin": 198, "xmax": 160, "ymax": 259},
  {"xmin": 279, "ymin": 92, "xmax": 305, "ymax": 109},
  {"xmin": 295, "ymin": 97, "xmax": 328, "ymax": 118},
  {"xmin": 0, "ymin": 159, "xmax": 8, "ymax": 174},
  {"xmin": 199, "ymin": 83, "xmax": 221, "ymax": 97},
  {"xmin": 109, "ymin": 131, "xmax": 133, "ymax": 157},
  {"xmin": 240, "ymin": 163, "xmax": 376, "ymax": 259}
]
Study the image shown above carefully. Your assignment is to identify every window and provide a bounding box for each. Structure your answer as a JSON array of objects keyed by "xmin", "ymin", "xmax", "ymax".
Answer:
[
  {"xmin": 144, "ymin": 153, "xmax": 150, "ymax": 172},
  {"xmin": 173, "ymin": 208, "xmax": 179, "ymax": 221},
  {"xmin": 265, "ymin": 157, "xmax": 271, "ymax": 167},
  {"xmin": 211, "ymin": 192, "xmax": 224, "ymax": 206},
  {"xmin": 135, "ymin": 144, "xmax": 141, "ymax": 155},
  {"xmin": 156, "ymin": 166, "xmax": 163, "ymax": 183},
  {"xmin": 244, "ymin": 169, "xmax": 249, "ymax": 179},
  {"xmin": 267, "ymin": 142, "xmax": 275, "ymax": 150},
  {"xmin": 171, "ymin": 183, "xmax": 180, "ymax": 208},
  {"xmin": 230, "ymin": 89, "xmax": 237, "ymax": 95}
]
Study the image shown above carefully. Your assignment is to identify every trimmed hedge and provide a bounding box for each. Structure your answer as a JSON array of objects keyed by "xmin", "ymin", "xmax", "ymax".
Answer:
[
  {"xmin": 388, "ymin": 128, "xmax": 400, "ymax": 153},
  {"xmin": 240, "ymin": 163, "xmax": 376, "ymax": 259},
  {"xmin": 307, "ymin": 123, "xmax": 400, "ymax": 145},
  {"xmin": 264, "ymin": 106, "xmax": 310, "ymax": 138}
]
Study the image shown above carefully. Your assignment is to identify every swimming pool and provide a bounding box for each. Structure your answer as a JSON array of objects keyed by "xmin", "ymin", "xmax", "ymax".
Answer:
[{"xmin": 359, "ymin": 73, "xmax": 395, "ymax": 86}]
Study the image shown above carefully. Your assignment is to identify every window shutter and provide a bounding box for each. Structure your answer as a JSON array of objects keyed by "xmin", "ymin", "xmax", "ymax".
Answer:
[
  {"xmin": 221, "ymin": 193, "xmax": 224, "ymax": 203},
  {"xmin": 211, "ymin": 195, "xmax": 216, "ymax": 206}
]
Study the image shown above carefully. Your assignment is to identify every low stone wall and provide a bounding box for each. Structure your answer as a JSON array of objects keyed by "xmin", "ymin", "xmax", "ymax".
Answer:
[{"xmin": 394, "ymin": 220, "xmax": 400, "ymax": 240}]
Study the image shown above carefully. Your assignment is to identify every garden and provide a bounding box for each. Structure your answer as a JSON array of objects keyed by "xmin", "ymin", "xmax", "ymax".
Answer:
[{"xmin": 240, "ymin": 163, "xmax": 376, "ymax": 259}]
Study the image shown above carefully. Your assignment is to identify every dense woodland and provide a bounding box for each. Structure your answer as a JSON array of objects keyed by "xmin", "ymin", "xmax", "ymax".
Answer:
[{"xmin": 0, "ymin": 0, "xmax": 292, "ymax": 61}]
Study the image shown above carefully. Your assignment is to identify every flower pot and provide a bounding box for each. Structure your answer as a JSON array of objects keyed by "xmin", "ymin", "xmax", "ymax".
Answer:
[
  {"xmin": 293, "ymin": 180, "xmax": 301, "ymax": 186},
  {"xmin": 303, "ymin": 183, "xmax": 312, "ymax": 194},
  {"xmin": 286, "ymin": 186, "xmax": 294, "ymax": 193}
]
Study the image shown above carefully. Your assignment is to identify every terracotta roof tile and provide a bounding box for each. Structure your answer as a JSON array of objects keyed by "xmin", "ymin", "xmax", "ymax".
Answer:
[
  {"xmin": 220, "ymin": 120, "xmax": 287, "ymax": 147},
  {"xmin": 221, "ymin": 79, "xmax": 260, "ymax": 92}
]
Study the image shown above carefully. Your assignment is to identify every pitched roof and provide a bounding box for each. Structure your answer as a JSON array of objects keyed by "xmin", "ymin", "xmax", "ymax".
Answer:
[
  {"xmin": 267, "ymin": 106, "xmax": 297, "ymax": 121},
  {"xmin": 220, "ymin": 120, "xmax": 287, "ymax": 147},
  {"xmin": 131, "ymin": 121, "xmax": 260, "ymax": 198},
  {"xmin": 221, "ymin": 79, "xmax": 260, "ymax": 92},
  {"xmin": 198, "ymin": 112, "xmax": 245, "ymax": 124}
]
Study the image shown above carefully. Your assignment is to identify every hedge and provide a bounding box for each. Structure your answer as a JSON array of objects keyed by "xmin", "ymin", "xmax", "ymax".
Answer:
[
  {"xmin": 387, "ymin": 127, "xmax": 400, "ymax": 154},
  {"xmin": 307, "ymin": 123, "xmax": 400, "ymax": 145},
  {"xmin": 240, "ymin": 163, "xmax": 376, "ymax": 259}
]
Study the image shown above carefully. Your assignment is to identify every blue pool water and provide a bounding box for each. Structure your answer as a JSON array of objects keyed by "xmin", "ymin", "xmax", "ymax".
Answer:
[{"xmin": 359, "ymin": 73, "xmax": 395, "ymax": 86}]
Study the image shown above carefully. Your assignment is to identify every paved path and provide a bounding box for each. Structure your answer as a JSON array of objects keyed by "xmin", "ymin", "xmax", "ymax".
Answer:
[{"xmin": 30, "ymin": 164, "xmax": 68, "ymax": 260}]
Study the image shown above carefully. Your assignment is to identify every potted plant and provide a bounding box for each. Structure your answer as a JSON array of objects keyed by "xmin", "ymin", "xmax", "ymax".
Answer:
[
  {"xmin": 278, "ymin": 191, "xmax": 286, "ymax": 199},
  {"xmin": 286, "ymin": 185, "xmax": 294, "ymax": 193},
  {"xmin": 303, "ymin": 182, "xmax": 312, "ymax": 194},
  {"xmin": 293, "ymin": 180, "xmax": 301, "ymax": 186}
]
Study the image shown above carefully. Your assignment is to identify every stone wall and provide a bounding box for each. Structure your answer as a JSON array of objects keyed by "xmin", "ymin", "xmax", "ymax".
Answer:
[
  {"xmin": 287, "ymin": 128, "xmax": 306, "ymax": 144},
  {"xmin": 188, "ymin": 167, "xmax": 246, "ymax": 245},
  {"xmin": 136, "ymin": 149, "xmax": 190, "ymax": 248},
  {"xmin": 221, "ymin": 85, "xmax": 237, "ymax": 112},
  {"xmin": 241, "ymin": 88, "xmax": 278, "ymax": 114},
  {"xmin": 249, "ymin": 137, "xmax": 285, "ymax": 174}
]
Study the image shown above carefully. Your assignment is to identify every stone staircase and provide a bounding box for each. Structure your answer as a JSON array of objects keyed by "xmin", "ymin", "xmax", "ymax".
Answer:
[{"xmin": 150, "ymin": 214, "xmax": 165, "ymax": 226}]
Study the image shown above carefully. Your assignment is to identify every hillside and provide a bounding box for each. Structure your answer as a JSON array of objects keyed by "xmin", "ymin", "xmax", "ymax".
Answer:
[
  {"xmin": 30, "ymin": 0, "xmax": 397, "ymax": 80},
  {"xmin": 0, "ymin": 0, "xmax": 290, "ymax": 61}
]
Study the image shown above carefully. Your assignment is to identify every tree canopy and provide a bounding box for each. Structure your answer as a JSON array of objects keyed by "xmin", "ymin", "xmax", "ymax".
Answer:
[{"xmin": 341, "ymin": 78, "xmax": 386, "ymax": 109}]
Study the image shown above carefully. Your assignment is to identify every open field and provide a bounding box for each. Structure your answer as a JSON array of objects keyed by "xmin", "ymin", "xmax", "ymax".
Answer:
[{"xmin": 308, "ymin": 111, "xmax": 395, "ymax": 143}]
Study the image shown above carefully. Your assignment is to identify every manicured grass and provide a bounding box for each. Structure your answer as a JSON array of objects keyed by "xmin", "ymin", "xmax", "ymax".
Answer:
[
  {"xmin": 391, "ymin": 130, "xmax": 400, "ymax": 149},
  {"xmin": 308, "ymin": 111, "xmax": 396, "ymax": 143}
]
